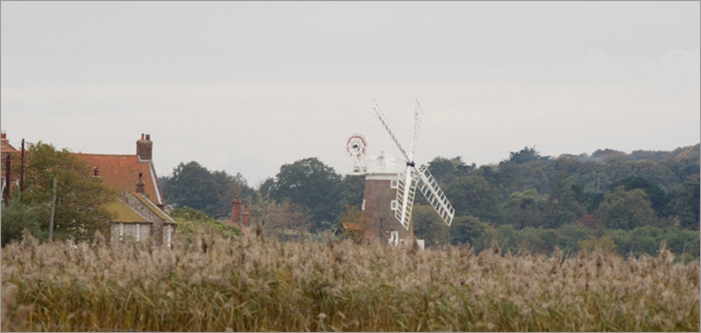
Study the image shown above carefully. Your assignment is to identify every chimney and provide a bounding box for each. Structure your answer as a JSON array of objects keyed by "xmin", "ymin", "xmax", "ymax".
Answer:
[
  {"xmin": 136, "ymin": 133, "xmax": 153, "ymax": 161},
  {"xmin": 232, "ymin": 196, "xmax": 241, "ymax": 224},
  {"xmin": 242, "ymin": 204, "xmax": 251, "ymax": 228},
  {"xmin": 92, "ymin": 166, "xmax": 102, "ymax": 182},
  {"xmin": 136, "ymin": 171, "xmax": 145, "ymax": 194}
]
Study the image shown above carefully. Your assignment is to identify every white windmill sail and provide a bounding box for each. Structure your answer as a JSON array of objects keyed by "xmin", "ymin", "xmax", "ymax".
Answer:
[
  {"xmin": 373, "ymin": 100, "xmax": 456, "ymax": 230},
  {"xmin": 374, "ymin": 102, "xmax": 413, "ymax": 228},
  {"xmin": 416, "ymin": 165, "xmax": 455, "ymax": 226}
]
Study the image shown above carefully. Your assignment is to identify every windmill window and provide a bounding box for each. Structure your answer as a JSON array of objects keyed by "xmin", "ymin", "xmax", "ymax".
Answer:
[
  {"xmin": 390, "ymin": 180, "xmax": 398, "ymax": 189},
  {"xmin": 391, "ymin": 200, "xmax": 398, "ymax": 210}
]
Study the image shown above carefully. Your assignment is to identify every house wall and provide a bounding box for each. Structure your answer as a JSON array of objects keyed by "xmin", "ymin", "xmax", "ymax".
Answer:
[
  {"xmin": 122, "ymin": 192, "xmax": 166, "ymax": 245},
  {"xmin": 110, "ymin": 223, "xmax": 151, "ymax": 242}
]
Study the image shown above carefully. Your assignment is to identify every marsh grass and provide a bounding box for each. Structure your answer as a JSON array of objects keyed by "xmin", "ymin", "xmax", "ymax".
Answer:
[{"xmin": 2, "ymin": 230, "xmax": 699, "ymax": 331}]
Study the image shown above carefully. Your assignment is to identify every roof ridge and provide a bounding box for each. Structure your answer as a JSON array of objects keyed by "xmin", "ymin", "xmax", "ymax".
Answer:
[{"xmin": 74, "ymin": 153, "xmax": 136, "ymax": 157}]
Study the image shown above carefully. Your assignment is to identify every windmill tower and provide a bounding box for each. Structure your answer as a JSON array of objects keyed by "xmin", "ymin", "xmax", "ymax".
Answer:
[
  {"xmin": 346, "ymin": 101, "xmax": 455, "ymax": 246},
  {"xmin": 345, "ymin": 134, "xmax": 405, "ymax": 241}
]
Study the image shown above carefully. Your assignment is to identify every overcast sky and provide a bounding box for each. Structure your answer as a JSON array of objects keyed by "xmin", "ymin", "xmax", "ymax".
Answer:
[{"xmin": 2, "ymin": 1, "xmax": 699, "ymax": 186}]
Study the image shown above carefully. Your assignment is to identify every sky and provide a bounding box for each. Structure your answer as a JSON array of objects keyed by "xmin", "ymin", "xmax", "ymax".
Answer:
[{"xmin": 2, "ymin": 1, "xmax": 699, "ymax": 187}]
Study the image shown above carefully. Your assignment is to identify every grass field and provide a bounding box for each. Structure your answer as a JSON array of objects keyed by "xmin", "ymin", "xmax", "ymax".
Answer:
[{"xmin": 2, "ymin": 231, "xmax": 699, "ymax": 331}]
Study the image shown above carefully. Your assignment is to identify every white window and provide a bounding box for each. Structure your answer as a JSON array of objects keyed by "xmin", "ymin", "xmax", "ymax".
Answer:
[
  {"xmin": 390, "ymin": 180, "xmax": 398, "ymax": 189},
  {"xmin": 136, "ymin": 224, "xmax": 140, "ymax": 242},
  {"xmin": 390, "ymin": 200, "xmax": 398, "ymax": 211},
  {"xmin": 119, "ymin": 223, "xmax": 124, "ymax": 241},
  {"xmin": 361, "ymin": 199, "xmax": 366, "ymax": 211}
]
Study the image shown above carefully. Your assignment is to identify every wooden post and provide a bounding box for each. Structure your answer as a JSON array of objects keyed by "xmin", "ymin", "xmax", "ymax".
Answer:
[
  {"xmin": 20, "ymin": 139, "xmax": 25, "ymax": 192},
  {"xmin": 3, "ymin": 153, "xmax": 10, "ymax": 204},
  {"xmin": 49, "ymin": 177, "xmax": 57, "ymax": 241}
]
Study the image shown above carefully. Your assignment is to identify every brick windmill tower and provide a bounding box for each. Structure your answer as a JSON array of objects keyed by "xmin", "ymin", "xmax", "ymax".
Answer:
[
  {"xmin": 346, "ymin": 134, "xmax": 406, "ymax": 242},
  {"xmin": 346, "ymin": 100, "xmax": 456, "ymax": 246}
]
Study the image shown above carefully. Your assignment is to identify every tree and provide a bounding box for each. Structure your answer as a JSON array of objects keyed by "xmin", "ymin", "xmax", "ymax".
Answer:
[
  {"xmin": 1, "ymin": 193, "xmax": 46, "ymax": 246},
  {"xmin": 445, "ymin": 174, "xmax": 502, "ymax": 223},
  {"xmin": 502, "ymin": 189, "xmax": 544, "ymax": 229},
  {"xmin": 542, "ymin": 175, "xmax": 585, "ymax": 228},
  {"xmin": 339, "ymin": 204, "xmax": 370, "ymax": 244},
  {"xmin": 449, "ymin": 215, "xmax": 486, "ymax": 246},
  {"xmin": 163, "ymin": 161, "xmax": 219, "ymax": 216},
  {"xmin": 412, "ymin": 204, "xmax": 450, "ymax": 247},
  {"xmin": 338, "ymin": 175, "xmax": 365, "ymax": 210},
  {"xmin": 250, "ymin": 199, "xmax": 312, "ymax": 240},
  {"xmin": 267, "ymin": 157, "xmax": 343, "ymax": 232},
  {"xmin": 597, "ymin": 187, "xmax": 657, "ymax": 230},
  {"xmin": 611, "ymin": 176, "xmax": 668, "ymax": 216},
  {"xmin": 19, "ymin": 142, "xmax": 115, "ymax": 242},
  {"xmin": 162, "ymin": 161, "xmax": 255, "ymax": 218},
  {"xmin": 666, "ymin": 181, "xmax": 700, "ymax": 230},
  {"xmin": 427, "ymin": 156, "xmax": 474, "ymax": 185},
  {"xmin": 506, "ymin": 146, "xmax": 550, "ymax": 164}
]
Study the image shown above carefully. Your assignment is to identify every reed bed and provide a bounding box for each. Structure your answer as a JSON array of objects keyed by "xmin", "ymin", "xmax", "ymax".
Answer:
[{"xmin": 2, "ymin": 231, "xmax": 699, "ymax": 332}]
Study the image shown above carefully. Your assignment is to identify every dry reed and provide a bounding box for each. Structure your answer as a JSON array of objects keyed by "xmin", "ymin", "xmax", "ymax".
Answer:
[{"xmin": 2, "ymin": 230, "xmax": 699, "ymax": 331}]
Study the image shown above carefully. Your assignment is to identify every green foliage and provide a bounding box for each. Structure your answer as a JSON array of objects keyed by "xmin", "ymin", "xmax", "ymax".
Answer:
[
  {"xmin": 611, "ymin": 176, "xmax": 668, "ymax": 216},
  {"xmin": 20, "ymin": 141, "xmax": 115, "ymax": 242},
  {"xmin": 338, "ymin": 175, "xmax": 365, "ymax": 209},
  {"xmin": 266, "ymin": 157, "xmax": 343, "ymax": 232},
  {"xmin": 427, "ymin": 156, "xmax": 474, "ymax": 185},
  {"xmin": 449, "ymin": 215, "xmax": 486, "ymax": 246},
  {"xmin": 1, "ymin": 193, "xmax": 47, "ymax": 246},
  {"xmin": 666, "ymin": 181, "xmax": 700, "ymax": 230},
  {"xmin": 506, "ymin": 146, "xmax": 550, "ymax": 164},
  {"xmin": 502, "ymin": 189, "xmax": 544, "ymax": 228},
  {"xmin": 162, "ymin": 161, "xmax": 255, "ymax": 219},
  {"xmin": 170, "ymin": 206, "xmax": 240, "ymax": 239},
  {"xmin": 597, "ymin": 187, "xmax": 658, "ymax": 230},
  {"xmin": 412, "ymin": 204, "xmax": 450, "ymax": 247},
  {"xmin": 542, "ymin": 175, "xmax": 585, "ymax": 228},
  {"xmin": 446, "ymin": 174, "xmax": 502, "ymax": 223}
]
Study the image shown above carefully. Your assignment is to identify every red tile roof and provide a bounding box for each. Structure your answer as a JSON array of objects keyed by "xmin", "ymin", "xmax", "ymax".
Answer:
[
  {"xmin": 74, "ymin": 153, "xmax": 165, "ymax": 206},
  {"xmin": 1, "ymin": 138, "xmax": 18, "ymax": 154}
]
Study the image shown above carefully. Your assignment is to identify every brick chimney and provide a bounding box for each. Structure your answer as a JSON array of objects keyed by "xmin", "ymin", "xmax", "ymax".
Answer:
[
  {"xmin": 232, "ymin": 196, "xmax": 241, "ymax": 224},
  {"xmin": 1, "ymin": 132, "xmax": 9, "ymax": 149},
  {"xmin": 242, "ymin": 204, "xmax": 251, "ymax": 228},
  {"xmin": 136, "ymin": 133, "xmax": 153, "ymax": 161},
  {"xmin": 136, "ymin": 171, "xmax": 145, "ymax": 194}
]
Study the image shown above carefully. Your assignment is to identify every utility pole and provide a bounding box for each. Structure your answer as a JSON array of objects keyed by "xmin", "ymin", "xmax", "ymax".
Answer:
[
  {"xmin": 49, "ymin": 177, "xmax": 57, "ymax": 241},
  {"xmin": 3, "ymin": 153, "xmax": 10, "ymax": 205},
  {"xmin": 20, "ymin": 139, "xmax": 25, "ymax": 192}
]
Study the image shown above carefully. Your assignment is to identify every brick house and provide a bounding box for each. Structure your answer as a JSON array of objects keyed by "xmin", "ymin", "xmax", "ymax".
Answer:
[
  {"xmin": 2, "ymin": 132, "xmax": 176, "ymax": 245},
  {"xmin": 73, "ymin": 134, "xmax": 176, "ymax": 246},
  {"xmin": 1, "ymin": 132, "xmax": 21, "ymax": 203}
]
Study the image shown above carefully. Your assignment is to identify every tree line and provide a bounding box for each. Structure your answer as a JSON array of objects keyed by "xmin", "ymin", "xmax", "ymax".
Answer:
[
  {"xmin": 3, "ymin": 139, "xmax": 698, "ymax": 259},
  {"xmin": 158, "ymin": 144, "xmax": 699, "ymax": 257}
]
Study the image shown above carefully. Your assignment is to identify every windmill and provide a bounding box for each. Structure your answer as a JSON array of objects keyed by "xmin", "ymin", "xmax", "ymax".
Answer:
[{"xmin": 373, "ymin": 100, "xmax": 455, "ymax": 234}]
